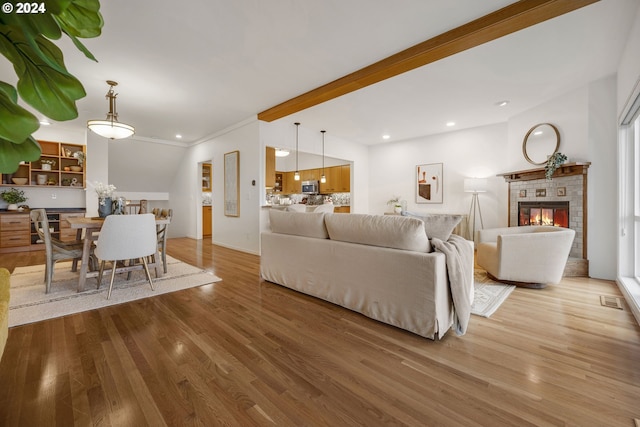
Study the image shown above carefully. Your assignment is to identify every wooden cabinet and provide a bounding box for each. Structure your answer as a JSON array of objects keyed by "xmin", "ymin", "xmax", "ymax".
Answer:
[
  {"xmin": 265, "ymin": 147, "xmax": 276, "ymax": 188},
  {"xmin": 0, "ymin": 209, "xmax": 85, "ymax": 253},
  {"xmin": 334, "ymin": 206, "xmax": 351, "ymax": 213},
  {"xmin": 0, "ymin": 213, "xmax": 30, "ymax": 250},
  {"xmin": 202, "ymin": 206, "xmax": 212, "ymax": 236},
  {"xmin": 339, "ymin": 165, "xmax": 351, "ymax": 192},
  {"xmin": 202, "ymin": 163, "xmax": 212, "ymax": 191},
  {"xmin": 0, "ymin": 140, "xmax": 86, "ymax": 189},
  {"xmin": 319, "ymin": 165, "xmax": 350, "ymax": 194},
  {"xmin": 282, "ymin": 171, "xmax": 300, "ymax": 194},
  {"xmin": 301, "ymin": 168, "xmax": 320, "ymax": 181}
]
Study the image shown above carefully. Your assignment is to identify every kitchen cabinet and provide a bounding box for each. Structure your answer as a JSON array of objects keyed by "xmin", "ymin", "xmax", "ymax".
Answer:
[
  {"xmin": 282, "ymin": 171, "xmax": 300, "ymax": 194},
  {"xmin": 202, "ymin": 163, "xmax": 212, "ymax": 191},
  {"xmin": 203, "ymin": 206, "xmax": 212, "ymax": 236},
  {"xmin": 265, "ymin": 147, "xmax": 276, "ymax": 188},
  {"xmin": 319, "ymin": 166, "xmax": 342, "ymax": 193},
  {"xmin": 319, "ymin": 165, "xmax": 350, "ymax": 194},
  {"xmin": 0, "ymin": 140, "xmax": 86, "ymax": 189},
  {"xmin": 339, "ymin": 165, "xmax": 351, "ymax": 192},
  {"xmin": 301, "ymin": 168, "xmax": 320, "ymax": 181},
  {"xmin": 334, "ymin": 206, "xmax": 351, "ymax": 213}
]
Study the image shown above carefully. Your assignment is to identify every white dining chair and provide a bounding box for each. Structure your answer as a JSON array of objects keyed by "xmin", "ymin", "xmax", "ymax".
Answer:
[
  {"xmin": 313, "ymin": 204, "xmax": 335, "ymax": 213},
  {"xmin": 94, "ymin": 214, "xmax": 157, "ymax": 299}
]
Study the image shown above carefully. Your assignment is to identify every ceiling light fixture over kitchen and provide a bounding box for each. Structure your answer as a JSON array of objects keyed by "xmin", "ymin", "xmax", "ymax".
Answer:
[
  {"xmin": 320, "ymin": 130, "xmax": 327, "ymax": 184},
  {"xmin": 275, "ymin": 148, "xmax": 290, "ymax": 157},
  {"xmin": 294, "ymin": 122, "xmax": 300, "ymax": 181},
  {"xmin": 87, "ymin": 80, "xmax": 135, "ymax": 139}
]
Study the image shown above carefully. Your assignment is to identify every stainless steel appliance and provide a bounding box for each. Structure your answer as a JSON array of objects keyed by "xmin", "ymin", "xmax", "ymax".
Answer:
[{"xmin": 301, "ymin": 180, "xmax": 319, "ymax": 194}]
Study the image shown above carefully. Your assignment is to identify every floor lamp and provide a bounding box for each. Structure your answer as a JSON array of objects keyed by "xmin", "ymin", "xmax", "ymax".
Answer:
[{"xmin": 464, "ymin": 178, "xmax": 487, "ymax": 242}]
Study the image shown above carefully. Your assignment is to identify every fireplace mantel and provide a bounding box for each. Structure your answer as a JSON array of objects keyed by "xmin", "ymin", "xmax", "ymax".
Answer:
[{"xmin": 498, "ymin": 162, "xmax": 591, "ymax": 182}]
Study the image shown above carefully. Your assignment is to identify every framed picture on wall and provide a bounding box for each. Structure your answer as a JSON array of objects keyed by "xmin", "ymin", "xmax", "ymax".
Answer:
[
  {"xmin": 416, "ymin": 163, "xmax": 443, "ymax": 204},
  {"xmin": 224, "ymin": 150, "xmax": 240, "ymax": 217}
]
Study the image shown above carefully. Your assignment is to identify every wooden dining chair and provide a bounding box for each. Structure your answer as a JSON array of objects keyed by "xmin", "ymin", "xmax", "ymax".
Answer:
[
  {"xmin": 155, "ymin": 208, "xmax": 173, "ymax": 274},
  {"xmin": 30, "ymin": 209, "xmax": 84, "ymax": 293},
  {"xmin": 94, "ymin": 214, "xmax": 158, "ymax": 299}
]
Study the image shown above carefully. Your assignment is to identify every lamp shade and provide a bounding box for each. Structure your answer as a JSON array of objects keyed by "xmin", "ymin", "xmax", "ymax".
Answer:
[
  {"xmin": 464, "ymin": 178, "xmax": 487, "ymax": 193},
  {"xmin": 87, "ymin": 120, "xmax": 135, "ymax": 139}
]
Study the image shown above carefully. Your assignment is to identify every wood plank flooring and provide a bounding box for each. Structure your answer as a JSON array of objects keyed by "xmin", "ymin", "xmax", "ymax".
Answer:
[{"xmin": 1, "ymin": 237, "xmax": 639, "ymax": 426}]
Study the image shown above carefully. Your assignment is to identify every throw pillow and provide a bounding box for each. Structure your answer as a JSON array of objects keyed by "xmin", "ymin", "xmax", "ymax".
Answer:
[
  {"xmin": 402, "ymin": 212, "xmax": 463, "ymax": 241},
  {"xmin": 269, "ymin": 210, "xmax": 329, "ymax": 239},
  {"xmin": 325, "ymin": 213, "xmax": 431, "ymax": 253}
]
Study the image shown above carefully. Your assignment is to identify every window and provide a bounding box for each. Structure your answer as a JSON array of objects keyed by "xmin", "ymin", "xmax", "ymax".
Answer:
[{"xmin": 619, "ymin": 107, "xmax": 640, "ymax": 284}]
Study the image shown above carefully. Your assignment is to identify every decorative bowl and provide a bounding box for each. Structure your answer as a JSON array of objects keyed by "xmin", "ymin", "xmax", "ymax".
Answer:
[
  {"xmin": 70, "ymin": 166, "xmax": 82, "ymax": 172},
  {"xmin": 11, "ymin": 178, "xmax": 28, "ymax": 185}
]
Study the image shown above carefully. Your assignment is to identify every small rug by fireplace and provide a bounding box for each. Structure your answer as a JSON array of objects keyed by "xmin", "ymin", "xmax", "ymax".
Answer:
[
  {"xmin": 471, "ymin": 270, "xmax": 515, "ymax": 317},
  {"xmin": 8, "ymin": 256, "xmax": 221, "ymax": 327}
]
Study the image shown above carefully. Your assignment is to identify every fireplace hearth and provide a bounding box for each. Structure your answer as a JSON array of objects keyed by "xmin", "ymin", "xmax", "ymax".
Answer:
[{"xmin": 518, "ymin": 201, "xmax": 569, "ymax": 228}]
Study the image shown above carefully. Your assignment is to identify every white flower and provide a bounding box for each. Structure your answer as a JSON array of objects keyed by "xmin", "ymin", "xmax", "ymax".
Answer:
[{"xmin": 94, "ymin": 181, "xmax": 116, "ymax": 200}]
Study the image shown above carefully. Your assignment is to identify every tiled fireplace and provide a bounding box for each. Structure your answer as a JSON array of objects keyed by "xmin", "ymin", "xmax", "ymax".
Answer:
[{"xmin": 499, "ymin": 162, "xmax": 590, "ymax": 276}]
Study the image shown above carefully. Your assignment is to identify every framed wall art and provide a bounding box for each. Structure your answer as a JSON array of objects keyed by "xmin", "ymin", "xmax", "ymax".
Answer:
[
  {"xmin": 416, "ymin": 163, "xmax": 443, "ymax": 204},
  {"xmin": 224, "ymin": 150, "xmax": 240, "ymax": 217}
]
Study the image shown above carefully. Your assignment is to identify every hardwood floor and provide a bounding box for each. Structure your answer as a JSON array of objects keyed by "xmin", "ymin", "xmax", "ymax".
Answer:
[{"xmin": 1, "ymin": 238, "xmax": 639, "ymax": 426}]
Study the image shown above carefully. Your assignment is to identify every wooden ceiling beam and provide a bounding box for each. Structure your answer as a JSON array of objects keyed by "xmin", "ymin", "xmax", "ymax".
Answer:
[{"xmin": 257, "ymin": 0, "xmax": 599, "ymax": 122}]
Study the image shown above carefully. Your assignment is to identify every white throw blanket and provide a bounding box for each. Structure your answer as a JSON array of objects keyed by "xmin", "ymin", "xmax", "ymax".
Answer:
[{"xmin": 431, "ymin": 234, "xmax": 473, "ymax": 335}]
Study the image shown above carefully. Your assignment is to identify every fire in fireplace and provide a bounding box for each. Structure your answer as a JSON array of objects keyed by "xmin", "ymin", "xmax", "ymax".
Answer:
[{"xmin": 518, "ymin": 201, "xmax": 569, "ymax": 228}]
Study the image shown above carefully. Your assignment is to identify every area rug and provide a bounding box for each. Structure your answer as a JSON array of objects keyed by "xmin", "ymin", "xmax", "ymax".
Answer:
[
  {"xmin": 471, "ymin": 270, "xmax": 516, "ymax": 317},
  {"xmin": 8, "ymin": 256, "xmax": 221, "ymax": 327}
]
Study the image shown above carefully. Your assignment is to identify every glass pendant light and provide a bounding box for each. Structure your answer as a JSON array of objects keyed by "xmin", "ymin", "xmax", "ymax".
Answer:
[
  {"xmin": 87, "ymin": 81, "xmax": 135, "ymax": 139},
  {"xmin": 294, "ymin": 122, "xmax": 300, "ymax": 181},
  {"xmin": 320, "ymin": 130, "xmax": 327, "ymax": 183}
]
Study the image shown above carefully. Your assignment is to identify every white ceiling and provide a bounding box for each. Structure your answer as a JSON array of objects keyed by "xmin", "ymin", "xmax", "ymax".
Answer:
[{"xmin": 2, "ymin": 0, "xmax": 638, "ymax": 145}]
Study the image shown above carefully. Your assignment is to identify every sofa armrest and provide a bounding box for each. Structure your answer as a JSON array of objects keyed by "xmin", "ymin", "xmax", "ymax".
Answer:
[{"xmin": 0, "ymin": 268, "xmax": 10, "ymax": 362}]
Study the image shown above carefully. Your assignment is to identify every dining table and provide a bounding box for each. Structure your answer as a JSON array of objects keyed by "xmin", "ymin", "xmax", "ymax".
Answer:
[{"xmin": 66, "ymin": 216, "xmax": 170, "ymax": 292}]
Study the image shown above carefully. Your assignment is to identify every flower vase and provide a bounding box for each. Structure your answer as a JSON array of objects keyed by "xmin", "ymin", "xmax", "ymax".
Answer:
[
  {"xmin": 394, "ymin": 206, "xmax": 402, "ymax": 214},
  {"xmin": 98, "ymin": 197, "xmax": 113, "ymax": 218}
]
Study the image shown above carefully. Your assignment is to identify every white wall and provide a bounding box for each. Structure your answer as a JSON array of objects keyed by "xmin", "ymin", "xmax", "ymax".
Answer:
[
  {"xmin": 508, "ymin": 78, "xmax": 618, "ymax": 279},
  {"xmin": 367, "ymin": 123, "xmax": 508, "ymax": 230},
  {"xmin": 170, "ymin": 119, "xmax": 262, "ymax": 254}
]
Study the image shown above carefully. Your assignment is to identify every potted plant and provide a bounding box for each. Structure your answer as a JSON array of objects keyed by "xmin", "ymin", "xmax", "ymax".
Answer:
[
  {"xmin": 1, "ymin": 187, "xmax": 28, "ymax": 210},
  {"xmin": 387, "ymin": 196, "xmax": 403, "ymax": 214},
  {"xmin": 545, "ymin": 152, "xmax": 568, "ymax": 180}
]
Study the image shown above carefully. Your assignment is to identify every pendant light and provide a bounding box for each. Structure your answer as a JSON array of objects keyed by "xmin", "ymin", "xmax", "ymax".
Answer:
[
  {"xmin": 87, "ymin": 80, "xmax": 135, "ymax": 139},
  {"xmin": 320, "ymin": 130, "xmax": 327, "ymax": 183},
  {"xmin": 294, "ymin": 122, "xmax": 300, "ymax": 181}
]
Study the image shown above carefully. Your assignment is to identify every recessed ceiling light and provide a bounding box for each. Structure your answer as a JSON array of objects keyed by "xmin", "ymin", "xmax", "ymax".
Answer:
[
  {"xmin": 39, "ymin": 120, "xmax": 50, "ymax": 126},
  {"xmin": 382, "ymin": 134, "xmax": 390, "ymax": 140},
  {"xmin": 533, "ymin": 131, "xmax": 543, "ymax": 136},
  {"xmin": 446, "ymin": 121, "xmax": 456, "ymax": 127},
  {"xmin": 496, "ymin": 100, "xmax": 509, "ymax": 107},
  {"xmin": 176, "ymin": 134, "xmax": 182, "ymax": 139}
]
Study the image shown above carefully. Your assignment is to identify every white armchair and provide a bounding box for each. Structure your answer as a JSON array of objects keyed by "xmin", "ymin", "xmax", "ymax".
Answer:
[{"xmin": 476, "ymin": 226, "xmax": 575, "ymax": 288}]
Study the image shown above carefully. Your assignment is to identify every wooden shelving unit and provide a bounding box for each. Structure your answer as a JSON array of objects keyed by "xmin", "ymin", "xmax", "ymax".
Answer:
[{"xmin": 0, "ymin": 140, "xmax": 86, "ymax": 189}]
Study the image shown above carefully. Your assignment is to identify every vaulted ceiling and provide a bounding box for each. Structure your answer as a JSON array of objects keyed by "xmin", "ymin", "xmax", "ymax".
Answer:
[{"xmin": 1, "ymin": 0, "xmax": 637, "ymax": 146}]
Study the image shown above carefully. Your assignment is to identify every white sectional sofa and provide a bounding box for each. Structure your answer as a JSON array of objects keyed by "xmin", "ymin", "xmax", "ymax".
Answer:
[{"xmin": 260, "ymin": 210, "xmax": 474, "ymax": 340}]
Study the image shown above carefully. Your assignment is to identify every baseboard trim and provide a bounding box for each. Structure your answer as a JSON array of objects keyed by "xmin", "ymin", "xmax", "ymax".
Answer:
[{"xmin": 617, "ymin": 276, "xmax": 640, "ymax": 327}]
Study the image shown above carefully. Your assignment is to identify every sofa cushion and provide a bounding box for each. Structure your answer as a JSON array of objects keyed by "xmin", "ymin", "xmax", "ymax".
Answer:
[
  {"xmin": 269, "ymin": 209, "xmax": 329, "ymax": 239},
  {"xmin": 402, "ymin": 212, "xmax": 463, "ymax": 241},
  {"xmin": 325, "ymin": 213, "xmax": 431, "ymax": 252}
]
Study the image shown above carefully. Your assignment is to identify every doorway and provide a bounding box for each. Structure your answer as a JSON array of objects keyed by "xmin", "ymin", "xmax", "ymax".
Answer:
[{"xmin": 200, "ymin": 161, "xmax": 212, "ymax": 238}]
